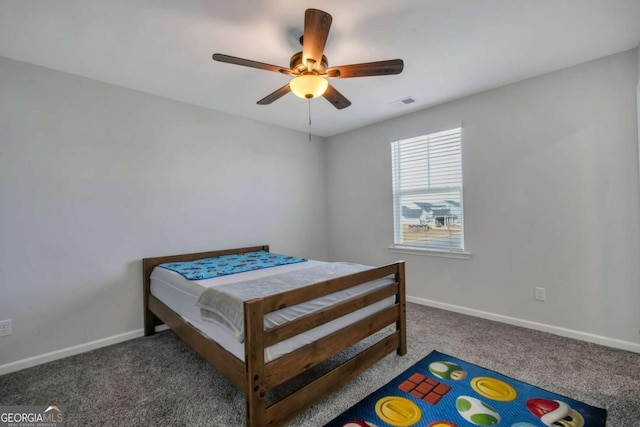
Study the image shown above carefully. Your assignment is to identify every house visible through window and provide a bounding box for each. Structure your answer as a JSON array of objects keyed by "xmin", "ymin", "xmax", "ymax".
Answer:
[{"xmin": 391, "ymin": 127, "xmax": 464, "ymax": 251}]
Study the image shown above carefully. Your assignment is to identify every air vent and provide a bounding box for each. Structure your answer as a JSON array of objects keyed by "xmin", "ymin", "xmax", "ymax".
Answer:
[{"xmin": 388, "ymin": 97, "xmax": 416, "ymax": 107}]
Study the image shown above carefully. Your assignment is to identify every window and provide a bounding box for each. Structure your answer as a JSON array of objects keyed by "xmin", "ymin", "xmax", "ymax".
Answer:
[{"xmin": 391, "ymin": 127, "xmax": 464, "ymax": 252}]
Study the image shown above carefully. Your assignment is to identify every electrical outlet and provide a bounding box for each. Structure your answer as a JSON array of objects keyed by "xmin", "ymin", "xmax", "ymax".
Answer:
[
  {"xmin": 0, "ymin": 319, "xmax": 12, "ymax": 337},
  {"xmin": 535, "ymin": 287, "xmax": 546, "ymax": 302}
]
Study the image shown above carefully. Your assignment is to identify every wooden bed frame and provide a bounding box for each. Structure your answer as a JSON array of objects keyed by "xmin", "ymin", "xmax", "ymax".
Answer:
[{"xmin": 143, "ymin": 245, "xmax": 406, "ymax": 427}]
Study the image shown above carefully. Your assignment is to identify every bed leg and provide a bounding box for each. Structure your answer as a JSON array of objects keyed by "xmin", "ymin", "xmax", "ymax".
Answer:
[
  {"xmin": 144, "ymin": 308, "xmax": 158, "ymax": 336},
  {"xmin": 396, "ymin": 261, "xmax": 407, "ymax": 355},
  {"xmin": 143, "ymin": 261, "xmax": 163, "ymax": 336},
  {"xmin": 245, "ymin": 299, "xmax": 267, "ymax": 427}
]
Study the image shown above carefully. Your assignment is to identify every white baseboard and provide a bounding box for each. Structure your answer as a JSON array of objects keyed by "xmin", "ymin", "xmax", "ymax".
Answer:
[
  {"xmin": 0, "ymin": 324, "xmax": 168, "ymax": 376},
  {"xmin": 407, "ymin": 295, "xmax": 640, "ymax": 354}
]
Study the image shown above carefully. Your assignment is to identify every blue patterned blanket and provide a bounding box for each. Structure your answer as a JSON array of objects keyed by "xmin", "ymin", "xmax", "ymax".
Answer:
[{"xmin": 158, "ymin": 250, "xmax": 307, "ymax": 280}]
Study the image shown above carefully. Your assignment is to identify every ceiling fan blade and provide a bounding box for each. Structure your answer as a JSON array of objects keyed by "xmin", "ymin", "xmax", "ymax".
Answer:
[
  {"xmin": 302, "ymin": 9, "xmax": 332, "ymax": 70},
  {"xmin": 326, "ymin": 59, "xmax": 404, "ymax": 78},
  {"xmin": 212, "ymin": 53, "xmax": 292, "ymax": 75},
  {"xmin": 257, "ymin": 84, "xmax": 291, "ymax": 105},
  {"xmin": 323, "ymin": 84, "xmax": 351, "ymax": 110}
]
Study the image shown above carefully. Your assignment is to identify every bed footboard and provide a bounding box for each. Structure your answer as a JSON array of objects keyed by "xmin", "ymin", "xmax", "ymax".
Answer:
[{"xmin": 244, "ymin": 262, "xmax": 406, "ymax": 427}]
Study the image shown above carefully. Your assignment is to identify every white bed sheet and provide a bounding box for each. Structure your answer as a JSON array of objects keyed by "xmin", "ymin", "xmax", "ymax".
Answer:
[{"xmin": 150, "ymin": 260, "xmax": 395, "ymax": 362}]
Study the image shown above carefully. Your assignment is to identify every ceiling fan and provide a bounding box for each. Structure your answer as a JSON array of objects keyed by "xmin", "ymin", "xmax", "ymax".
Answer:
[{"xmin": 212, "ymin": 8, "xmax": 404, "ymax": 109}]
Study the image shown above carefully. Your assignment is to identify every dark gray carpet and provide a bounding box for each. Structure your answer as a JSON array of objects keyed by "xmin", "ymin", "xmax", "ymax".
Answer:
[{"xmin": 1, "ymin": 303, "xmax": 639, "ymax": 426}]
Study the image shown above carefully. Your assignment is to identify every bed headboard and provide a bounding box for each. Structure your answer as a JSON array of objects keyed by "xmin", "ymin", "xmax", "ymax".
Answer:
[{"xmin": 142, "ymin": 244, "xmax": 269, "ymax": 334}]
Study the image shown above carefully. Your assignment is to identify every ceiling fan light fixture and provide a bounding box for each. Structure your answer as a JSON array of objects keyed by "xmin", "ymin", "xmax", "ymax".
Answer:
[
  {"xmin": 290, "ymin": 74, "xmax": 328, "ymax": 99},
  {"xmin": 212, "ymin": 9, "xmax": 402, "ymax": 109}
]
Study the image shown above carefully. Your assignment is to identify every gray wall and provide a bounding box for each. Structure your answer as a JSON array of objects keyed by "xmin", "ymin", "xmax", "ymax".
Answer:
[
  {"xmin": 0, "ymin": 56, "xmax": 328, "ymax": 368},
  {"xmin": 637, "ymin": 44, "xmax": 640, "ymax": 190},
  {"xmin": 327, "ymin": 49, "xmax": 640, "ymax": 349}
]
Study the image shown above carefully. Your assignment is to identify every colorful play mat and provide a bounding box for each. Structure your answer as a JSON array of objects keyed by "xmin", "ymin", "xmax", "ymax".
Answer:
[{"xmin": 324, "ymin": 350, "xmax": 606, "ymax": 427}]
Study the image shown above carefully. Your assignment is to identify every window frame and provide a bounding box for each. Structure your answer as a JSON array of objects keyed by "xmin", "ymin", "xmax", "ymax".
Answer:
[{"xmin": 388, "ymin": 125, "xmax": 471, "ymax": 259}]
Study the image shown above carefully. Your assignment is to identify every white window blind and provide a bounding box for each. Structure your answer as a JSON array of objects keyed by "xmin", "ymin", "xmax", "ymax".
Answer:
[{"xmin": 391, "ymin": 127, "xmax": 464, "ymax": 251}]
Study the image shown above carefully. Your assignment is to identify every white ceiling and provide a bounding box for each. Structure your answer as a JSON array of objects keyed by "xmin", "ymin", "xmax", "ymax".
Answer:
[{"xmin": 1, "ymin": 0, "xmax": 639, "ymax": 137}]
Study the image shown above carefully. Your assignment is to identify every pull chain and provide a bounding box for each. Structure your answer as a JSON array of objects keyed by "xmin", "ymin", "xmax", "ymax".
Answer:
[{"xmin": 308, "ymin": 98, "xmax": 311, "ymax": 141}]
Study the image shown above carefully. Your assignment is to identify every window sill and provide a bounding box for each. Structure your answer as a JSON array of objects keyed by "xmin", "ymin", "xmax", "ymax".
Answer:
[{"xmin": 388, "ymin": 245, "xmax": 472, "ymax": 260}]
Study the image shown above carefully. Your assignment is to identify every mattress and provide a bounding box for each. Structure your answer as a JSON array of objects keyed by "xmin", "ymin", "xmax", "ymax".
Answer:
[{"xmin": 150, "ymin": 260, "xmax": 395, "ymax": 362}]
